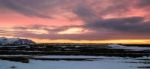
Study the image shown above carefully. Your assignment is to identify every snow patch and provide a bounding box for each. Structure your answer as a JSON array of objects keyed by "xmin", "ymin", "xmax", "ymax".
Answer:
[{"xmin": 108, "ymin": 44, "xmax": 150, "ymax": 51}]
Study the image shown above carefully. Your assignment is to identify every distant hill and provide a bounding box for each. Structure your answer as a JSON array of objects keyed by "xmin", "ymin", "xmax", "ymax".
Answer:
[{"xmin": 0, "ymin": 37, "xmax": 35, "ymax": 45}]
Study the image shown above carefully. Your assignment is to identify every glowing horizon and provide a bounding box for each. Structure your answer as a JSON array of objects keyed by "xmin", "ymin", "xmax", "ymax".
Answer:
[{"xmin": 31, "ymin": 38, "xmax": 150, "ymax": 44}]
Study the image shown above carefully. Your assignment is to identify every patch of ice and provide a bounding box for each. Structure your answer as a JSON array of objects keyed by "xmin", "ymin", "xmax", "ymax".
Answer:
[{"xmin": 0, "ymin": 56, "xmax": 142, "ymax": 69}]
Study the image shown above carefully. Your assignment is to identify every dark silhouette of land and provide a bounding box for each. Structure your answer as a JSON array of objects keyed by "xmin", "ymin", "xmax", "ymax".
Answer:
[{"xmin": 0, "ymin": 43, "xmax": 149, "ymax": 63}]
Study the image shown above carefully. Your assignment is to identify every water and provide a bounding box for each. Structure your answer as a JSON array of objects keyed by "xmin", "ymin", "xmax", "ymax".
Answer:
[{"xmin": 0, "ymin": 56, "xmax": 149, "ymax": 69}]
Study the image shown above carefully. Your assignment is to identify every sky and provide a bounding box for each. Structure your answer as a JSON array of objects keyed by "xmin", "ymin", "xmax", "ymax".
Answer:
[{"xmin": 0, "ymin": 0, "xmax": 150, "ymax": 44}]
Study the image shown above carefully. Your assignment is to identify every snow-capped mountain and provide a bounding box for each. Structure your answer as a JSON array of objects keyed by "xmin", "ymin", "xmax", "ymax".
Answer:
[{"xmin": 0, "ymin": 37, "xmax": 35, "ymax": 45}]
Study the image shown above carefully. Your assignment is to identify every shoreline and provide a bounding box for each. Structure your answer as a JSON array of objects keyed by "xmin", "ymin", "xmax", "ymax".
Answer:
[{"xmin": 0, "ymin": 55, "xmax": 149, "ymax": 63}]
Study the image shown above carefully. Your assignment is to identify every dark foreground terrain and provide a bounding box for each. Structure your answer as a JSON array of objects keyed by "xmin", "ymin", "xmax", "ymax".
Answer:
[{"xmin": 0, "ymin": 43, "xmax": 150, "ymax": 63}]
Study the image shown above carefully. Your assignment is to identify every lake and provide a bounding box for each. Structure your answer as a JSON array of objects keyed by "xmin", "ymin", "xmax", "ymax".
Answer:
[{"xmin": 0, "ymin": 56, "xmax": 149, "ymax": 69}]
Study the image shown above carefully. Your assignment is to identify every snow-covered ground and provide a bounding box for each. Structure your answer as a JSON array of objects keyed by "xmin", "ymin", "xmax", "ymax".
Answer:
[
  {"xmin": 0, "ymin": 56, "xmax": 149, "ymax": 69},
  {"xmin": 33, "ymin": 55, "xmax": 119, "ymax": 59},
  {"xmin": 108, "ymin": 44, "xmax": 150, "ymax": 51}
]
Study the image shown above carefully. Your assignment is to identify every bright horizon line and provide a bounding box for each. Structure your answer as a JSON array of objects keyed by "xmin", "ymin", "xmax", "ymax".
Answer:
[
  {"xmin": 1, "ymin": 36, "xmax": 150, "ymax": 44},
  {"xmin": 33, "ymin": 39, "xmax": 150, "ymax": 44}
]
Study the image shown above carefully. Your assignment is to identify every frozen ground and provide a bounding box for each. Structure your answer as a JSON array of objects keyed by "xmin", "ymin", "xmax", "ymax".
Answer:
[
  {"xmin": 0, "ymin": 56, "xmax": 149, "ymax": 69},
  {"xmin": 108, "ymin": 44, "xmax": 150, "ymax": 51}
]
